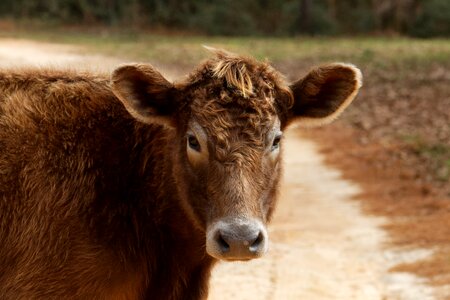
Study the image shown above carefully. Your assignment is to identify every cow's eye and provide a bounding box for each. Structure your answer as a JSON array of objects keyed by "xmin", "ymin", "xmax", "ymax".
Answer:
[
  {"xmin": 187, "ymin": 134, "xmax": 201, "ymax": 152},
  {"xmin": 272, "ymin": 135, "xmax": 282, "ymax": 151}
]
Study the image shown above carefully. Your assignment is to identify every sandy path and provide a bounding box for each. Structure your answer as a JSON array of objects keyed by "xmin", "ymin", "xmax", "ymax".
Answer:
[{"xmin": 0, "ymin": 38, "xmax": 438, "ymax": 300}]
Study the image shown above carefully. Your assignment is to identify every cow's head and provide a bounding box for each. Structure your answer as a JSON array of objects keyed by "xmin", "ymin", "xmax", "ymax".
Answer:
[{"xmin": 111, "ymin": 49, "xmax": 362, "ymax": 261}]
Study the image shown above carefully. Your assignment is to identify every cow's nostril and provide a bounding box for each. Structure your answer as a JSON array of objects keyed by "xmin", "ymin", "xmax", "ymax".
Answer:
[
  {"xmin": 216, "ymin": 233, "xmax": 230, "ymax": 253},
  {"xmin": 249, "ymin": 232, "xmax": 264, "ymax": 252}
]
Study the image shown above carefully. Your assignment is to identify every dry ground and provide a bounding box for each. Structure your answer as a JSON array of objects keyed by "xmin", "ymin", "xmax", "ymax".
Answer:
[
  {"xmin": 0, "ymin": 38, "xmax": 448, "ymax": 299},
  {"xmin": 299, "ymin": 49, "xmax": 450, "ymax": 298}
]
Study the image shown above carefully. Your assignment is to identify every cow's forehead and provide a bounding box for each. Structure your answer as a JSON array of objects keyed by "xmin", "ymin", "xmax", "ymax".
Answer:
[
  {"xmin": 188, "ymin": 97, "xmax": 278, "ymax": 155},
  {"xmin": 180, "ymin": 49, "xmax": 291, "ymax": 139}
]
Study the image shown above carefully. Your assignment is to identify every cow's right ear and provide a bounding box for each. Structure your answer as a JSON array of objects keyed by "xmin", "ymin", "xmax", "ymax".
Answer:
[
  {"xmin": 111, "ymin": 64, "xmax": 177, "ymax": 127},
  {"xmin": 284, "ymin": 63, "xmax": 362, "ymax": 127}
]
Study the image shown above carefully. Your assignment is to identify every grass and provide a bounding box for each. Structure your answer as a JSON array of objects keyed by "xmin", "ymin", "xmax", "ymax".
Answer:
[
  {"xmin": 402, "ymin": 134, "xmax": 450, "ymax": 182},
  {"xmin": 2, "ymin": 27, "xmax": 449, "ymax": 71}
]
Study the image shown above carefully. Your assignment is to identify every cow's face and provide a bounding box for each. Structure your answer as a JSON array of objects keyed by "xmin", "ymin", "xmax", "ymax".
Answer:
[
  {"xmin": 111, "ymin": 49, "xmax": 362, "ymax": 261},
  {"xmin": 175, "ymin": 78, "xmax": 285, "ymax": 261}
]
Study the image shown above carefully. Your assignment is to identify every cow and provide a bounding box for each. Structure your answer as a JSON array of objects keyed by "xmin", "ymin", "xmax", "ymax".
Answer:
[{"xmin": 0, "ymin": 48, "xmax": 362, "ymax": 299}]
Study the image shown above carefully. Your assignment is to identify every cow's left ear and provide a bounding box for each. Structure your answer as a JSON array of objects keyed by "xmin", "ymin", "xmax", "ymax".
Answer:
[
  {"xmin": 111, "ymin": 64, "xmax": 178, "ymax": 127},
  {"xmin": 286, "ymin": 63, "xmax": 362, "ymax": 127}
]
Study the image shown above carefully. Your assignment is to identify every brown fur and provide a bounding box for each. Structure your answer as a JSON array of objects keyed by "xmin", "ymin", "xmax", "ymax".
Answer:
[{"xmin": 0, "ymin": 50, "xmax": 362, "ymax": 299}]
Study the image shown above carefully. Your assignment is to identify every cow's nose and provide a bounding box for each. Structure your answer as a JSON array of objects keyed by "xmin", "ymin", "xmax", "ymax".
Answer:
[
  {"xmin": 206, "ymin": 219, "xmax": 268, "ymax": 260},
  {"xmin": 215, "ymin": 227, "xmax": 264, "ymax": 254}
]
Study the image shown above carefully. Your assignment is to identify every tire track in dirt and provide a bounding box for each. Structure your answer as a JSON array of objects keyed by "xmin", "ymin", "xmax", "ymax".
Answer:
[{"xmin": 0, "ymin": 38, "xmax": 438, "ymax": 300}]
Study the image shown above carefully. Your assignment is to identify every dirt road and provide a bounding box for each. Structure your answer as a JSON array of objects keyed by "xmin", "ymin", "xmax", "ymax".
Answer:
[{"xmin": 0, "ymin": 39, "xmax": 438, "ymax": 300}]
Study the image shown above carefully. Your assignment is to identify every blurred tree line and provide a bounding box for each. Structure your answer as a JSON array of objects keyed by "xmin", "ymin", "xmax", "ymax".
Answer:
[{"xmin": 0, "ymin": 0, "xmax": 448, "ymax": 37}]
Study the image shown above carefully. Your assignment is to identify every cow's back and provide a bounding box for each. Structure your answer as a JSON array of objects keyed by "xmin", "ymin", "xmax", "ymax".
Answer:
[{"xmin": 0, "ymin": 69, "xmax": 152, "ymax": 299}]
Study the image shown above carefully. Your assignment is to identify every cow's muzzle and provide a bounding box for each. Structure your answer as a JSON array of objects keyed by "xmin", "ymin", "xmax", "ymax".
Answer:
[{"xmin": 206, "ymin": 218, "xmax": 268, "ymax": 260}]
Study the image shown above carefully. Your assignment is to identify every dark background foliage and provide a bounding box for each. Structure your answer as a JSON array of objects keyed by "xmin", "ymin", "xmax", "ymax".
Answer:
[{"xmin": 0, "ymin": 0, "xmax": 448, "ymax": 37}]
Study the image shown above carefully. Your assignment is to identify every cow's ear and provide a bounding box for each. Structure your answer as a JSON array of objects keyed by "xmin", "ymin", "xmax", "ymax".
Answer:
[
  {"xmin": 111, "ymin": 64, "xmax": 177, "ymax": 127},
  {"xmin": 286, "ymin": 63, "xmax": 362, "ymax": 127}
]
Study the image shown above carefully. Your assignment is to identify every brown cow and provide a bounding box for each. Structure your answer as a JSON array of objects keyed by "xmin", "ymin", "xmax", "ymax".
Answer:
[{"xmin": 0, "ymin": 49, "xmax": 362, "ymax": 299}]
